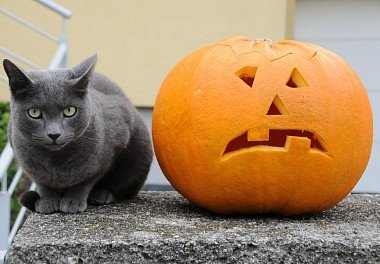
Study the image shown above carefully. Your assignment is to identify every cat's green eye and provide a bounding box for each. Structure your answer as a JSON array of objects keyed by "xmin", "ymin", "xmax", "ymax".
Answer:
[
  {"xmin": 27, "ymin": 108, "xmax": 42, "ymax": 119},
  {"xmin": 63, "ymin": 106, "xmax": 77, "ymax": 117}
]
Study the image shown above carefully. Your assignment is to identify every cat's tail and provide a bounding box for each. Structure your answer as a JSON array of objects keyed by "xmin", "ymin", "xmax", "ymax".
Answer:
[{"xmin": 20, "ymin": 190, "xmax": 40, "ymax": 211}]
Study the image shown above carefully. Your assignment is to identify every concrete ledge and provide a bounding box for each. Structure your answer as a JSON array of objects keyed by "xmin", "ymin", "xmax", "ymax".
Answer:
[{"xmin": 6, "ymin": 192, "xmax": 380, "ymax": 263}]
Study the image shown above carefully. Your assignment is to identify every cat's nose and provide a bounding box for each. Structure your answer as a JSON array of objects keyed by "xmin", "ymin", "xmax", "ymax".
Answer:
[{"xmin": 48, "ymin": 134, "xmax": 61, "ymax": 141}]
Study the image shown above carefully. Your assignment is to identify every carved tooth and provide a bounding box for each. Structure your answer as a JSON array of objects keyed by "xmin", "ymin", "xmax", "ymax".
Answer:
[
  {"xmin": 285, "ymin": 136, "xmax": 311, "ymax": 152},
  {"xmin": 247, "ymin": 127, "xmax": 270, "ymax": 141}
]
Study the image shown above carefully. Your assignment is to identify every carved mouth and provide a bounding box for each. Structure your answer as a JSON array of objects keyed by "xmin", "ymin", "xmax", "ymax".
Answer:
[{"xmin": 223, "ymin": 129, "xmax": 329, "ymax": 156}]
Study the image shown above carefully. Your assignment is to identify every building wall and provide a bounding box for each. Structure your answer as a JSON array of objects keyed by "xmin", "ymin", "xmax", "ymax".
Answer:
[{"xmin": 0, "ymin": 0, "xmax": 295, "ymax": 106}]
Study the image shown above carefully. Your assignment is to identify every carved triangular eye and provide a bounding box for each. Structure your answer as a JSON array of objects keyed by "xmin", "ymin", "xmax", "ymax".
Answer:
[
  {"xmin": 286, "ymin": 68, "xmax": 309, "ymax": 88},
  {"xmin": 266, "ymin": 95, "xmax": 288, "ymax": 115},
  {"xmin": 235, "ymin": 67, "xmax": 257, "ymax": 88}
]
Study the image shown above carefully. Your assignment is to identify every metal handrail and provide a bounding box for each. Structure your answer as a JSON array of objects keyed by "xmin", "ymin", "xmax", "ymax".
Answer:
[
  {"xmin": 0, "ymin": 45, "xmax": 42, "ymax": 70},
  {"xmin": 0, "ymin": 7, "xmax": 60, "ymax": 43},
  {"xmin": 0, "ymin": 0, "xmax": 72, "ymax": 254},
  {"xmin": 0, "ymin": 0, "xmax": 70, "ymax": 82},
  {"xmin": 7, "ymin": 182, "xmax": 36, "ymax": 247},
  {"xmin": 0, "ymin": 144, "xmax": 14, "ymax": 184},
  {"xmin": 49, "ymin": 42, "xmax": 68, "ymax": 69},
  {"xmin": 36, "ymin": 0, "xmax": 72, "ymax": 18},
  {"xmin": 7, "ymin": 169, "xmax": 23, "ymax": 196}
]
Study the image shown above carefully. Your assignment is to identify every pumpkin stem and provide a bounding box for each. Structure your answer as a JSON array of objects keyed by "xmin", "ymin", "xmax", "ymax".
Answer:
[{"xmin": 253, "ymin": 38, "xmax": 273, "ymax": 44}]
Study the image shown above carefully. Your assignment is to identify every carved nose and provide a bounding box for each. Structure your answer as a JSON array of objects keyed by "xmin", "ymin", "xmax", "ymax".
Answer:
[{"xmin": 48, "ymin": 134, "xmax": 61, "ymax": 141}]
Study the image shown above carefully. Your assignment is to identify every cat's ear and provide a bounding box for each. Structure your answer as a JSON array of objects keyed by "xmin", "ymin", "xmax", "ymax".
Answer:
[
  {"xmin": 3, "ymin": 59, "xmax": 34, "ymax": 99},
  {"xmin": 70, "ymin": 54, "xmax": 98, "ymax": 96}
]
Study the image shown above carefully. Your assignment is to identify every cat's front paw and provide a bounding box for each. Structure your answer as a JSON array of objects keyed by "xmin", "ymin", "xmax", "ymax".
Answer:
[
  {"xmin": 60, "ymin": 198, "xmax": 87, "ymax": 213},
  {"xmin": 35, "ymin": 197, "xmax": 60, "ymax": 214}
]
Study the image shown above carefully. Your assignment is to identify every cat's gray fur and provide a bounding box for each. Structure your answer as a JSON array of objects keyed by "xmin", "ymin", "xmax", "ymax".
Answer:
[{"xmin": 3, "ymin": 54, "xmax": 153, "ymax": 214}]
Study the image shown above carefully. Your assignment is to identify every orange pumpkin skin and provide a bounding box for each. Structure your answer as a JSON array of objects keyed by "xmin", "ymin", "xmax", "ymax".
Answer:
[{"xmin": 152, "ymin": 37, "xmax": 373, "ymax": 215}]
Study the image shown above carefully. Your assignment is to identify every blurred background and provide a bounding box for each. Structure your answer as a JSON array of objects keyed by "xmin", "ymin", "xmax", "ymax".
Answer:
[{"xmin": 0, "ymin": 0, "xmax": 379, "ymax": 250}]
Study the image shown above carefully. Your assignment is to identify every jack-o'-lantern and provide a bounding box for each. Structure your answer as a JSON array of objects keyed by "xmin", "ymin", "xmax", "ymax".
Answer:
[{"xmin": 152, "ymin": 37, "xmax": 373, "ymax": 215}]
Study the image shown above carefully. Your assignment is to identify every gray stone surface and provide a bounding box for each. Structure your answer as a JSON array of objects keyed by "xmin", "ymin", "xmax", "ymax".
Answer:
[{"xmin": 6, "ymin": 192, "xmax": 380, "ymax": 264}]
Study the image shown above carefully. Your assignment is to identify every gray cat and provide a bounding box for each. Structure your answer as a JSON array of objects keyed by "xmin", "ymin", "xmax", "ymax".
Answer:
[{"xmin": 3, "ymin": 54, "xmax": 153, "ymax": 214}]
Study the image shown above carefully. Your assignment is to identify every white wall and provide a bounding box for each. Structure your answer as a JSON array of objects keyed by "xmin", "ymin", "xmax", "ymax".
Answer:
[{"xmin": 295, "ymin": 0, "xmax": 380, "ymax": 193}]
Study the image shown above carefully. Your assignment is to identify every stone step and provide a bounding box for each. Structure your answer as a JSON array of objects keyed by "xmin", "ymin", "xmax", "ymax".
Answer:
[{"xmin": 6, "ymin": 192, "xmax": 380, "ymax": 263}]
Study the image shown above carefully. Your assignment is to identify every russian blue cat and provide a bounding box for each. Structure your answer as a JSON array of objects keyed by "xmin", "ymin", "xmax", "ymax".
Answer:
[{"xmin": 3, "ymin": 54, "xmax": 153, "ymax": 214}]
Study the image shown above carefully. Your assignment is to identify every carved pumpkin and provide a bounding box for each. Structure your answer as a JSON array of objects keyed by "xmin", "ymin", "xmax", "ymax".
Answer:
[{"xmin": 152, "ymin": 37, "xmax": 373, "ymax": 215}]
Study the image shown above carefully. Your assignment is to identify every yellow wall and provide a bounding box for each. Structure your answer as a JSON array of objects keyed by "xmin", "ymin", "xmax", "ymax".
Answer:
[{"xmin": 0, "ymin": 0, "xmax": 295, "ymax": 106}]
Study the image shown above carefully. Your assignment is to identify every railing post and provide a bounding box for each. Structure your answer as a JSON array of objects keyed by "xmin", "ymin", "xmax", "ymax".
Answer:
[
  {"xmin": 0, "ymin": 173, "xmax": 10, "ymax": 251},
  {"xmin": 60, "ymin": 17, "xmax": 68, "ymax": 68}
]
